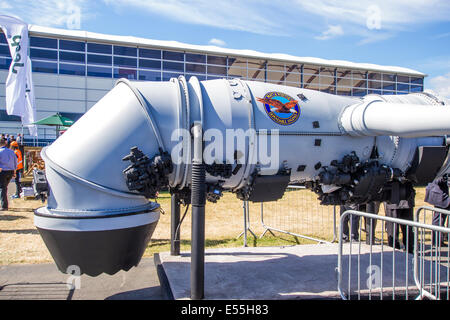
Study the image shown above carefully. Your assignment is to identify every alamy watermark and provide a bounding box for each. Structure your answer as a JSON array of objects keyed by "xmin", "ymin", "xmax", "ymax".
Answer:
[{"xmin": 170, "ymin": 128, "xmax": 281, "ymax": 174}]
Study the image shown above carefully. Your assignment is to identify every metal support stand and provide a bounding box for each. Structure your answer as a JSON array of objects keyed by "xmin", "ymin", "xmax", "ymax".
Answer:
[
  {"xmin": 236, "ymin": 200, "xmax": 257, "ymax": 247},
  {"xmin": 170, "ymin": 193, "xmax": 180, "ymax": 256}
]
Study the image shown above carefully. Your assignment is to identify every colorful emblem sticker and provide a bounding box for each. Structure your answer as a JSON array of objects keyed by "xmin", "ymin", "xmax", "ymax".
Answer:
[{"xmin": 257, "ymin": 92, "xmax": 300, "ymax": 126}]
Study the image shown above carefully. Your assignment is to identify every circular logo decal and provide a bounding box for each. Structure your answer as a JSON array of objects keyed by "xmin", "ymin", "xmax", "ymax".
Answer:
[{"xmin": 257, "ymin": 92, "xmax": 300, "ymax": 126}]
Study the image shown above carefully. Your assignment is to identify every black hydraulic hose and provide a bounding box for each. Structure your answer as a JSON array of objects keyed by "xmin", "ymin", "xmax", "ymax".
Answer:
[{"xmin": 191, "ymin": 122, "xmax": 206, "ymax": 300}]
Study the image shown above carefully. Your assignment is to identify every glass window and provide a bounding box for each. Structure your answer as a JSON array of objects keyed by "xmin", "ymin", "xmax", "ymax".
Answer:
[
  {"xmin": 30, "ymin": 36, "xmax": 57, "ymax": 49},
  {"xmin": 248, "ymin": 68, "xmax": 264, "ymax": 81},
  {"xmin": 114, "ymin": 46, "xmax": 137, "ymax": 57},
  {"xmin": 285, "ymin": 72, "xmax": 299, "ymax": 83},
  {"xmin": 59, "ymin": 39, "xmax": 85, "ymax": 52},
  {"xmin": 87, "ymin": 42, "xmax": 112, "ymax": 54},
  {"xmin": 247, "ymin": 58, "xmax": 266, "ymax": 70},
  {"xmin": 227, "ymin": 66, "xmax": 246, "ymax": 79},
  {"xmin": 87, "ymin": 65, "xmax": 112, "ymax": 78},
  {"xmin": 285, "ymin": 64, "xmax": 301, "ymax": 73},
  {"xmin": 207, "ymin": 65, "xmax": 227, "ymax": 76},
  {"xmin": 352, "ymin": 78, "xmax": 367, "ymax": 88},
  {"xmin": 0, "ymin": 32, "xmax": 6, "ymax": 44},
  {"xmin": 304, "ymin": 83, "xmax": 320, "ymax": 91},
  {"xmin": 411, "ymin": 77, "xmax": 424, "ymax": 85},
  {"xmin": 382, "ymin": 90, "xmax": 395, "ymax": 95},
  {"xmin": 30, "ymin": 48, "xmax": 57, "ymax": 61},
  {"xmin": 207, "ymin": 55, "xmax": 227, "ymax": 65},
  {"xmin": 382, "ymin": 74, "xmax": 395, "ymax": 82},
  {"xmin": 87, "ymin": 54, "xmax": 112, "ymax": 66},
  {"xmin": 186, "ymin": 53, "xmax": 206, "ymax": 64},
  {"xmin": 337, "ymin": 88, "xmax": 352, "ymax": 96},
  {"xmin": 336, "ymin": 78, "xmax": 352, "ymax": 87},
  {"xmin": 410, "ymin": 85, "xmax": 423, "ymax": 92},
  {"xmin": 0, "ymin": 110, "xmax": 20, "ymax": 122},
  {"xmin": 59, "ymin": 51, "xmax": 85, "ymax": 63},
  {"xmin": 114, "ymin": 68, "xmax": 137, "ymax": 79},
  {"xmin": 228, "ymin": 57, "xmax": 246, "ymax": 68},
  {"xmin": 186, "ymin": 63, "xmax": 206, "ymax": 74},
  {"xmin": 397, "ymin": 75, "xmax": 409, "ymax": 83},
  {"xmin": 320, "ymin": 68, "xmax": 335, "ymax": 77},
  {"xmin": 267, "ymin": 61, "xmax": 284, "ymax": 72},
  {"xmin": 320, "ymin": 75, "xmax": 335, "ymax": 86},
  {"xmin": 163, "ymin": 51, "xmax": 184, "ymax": 61},
  {"xmin": 397, "ymin": 82, "xmax": 409, "ymax": 91},
  {"xmin": 186, "ymin": 74, "xmax": 206, "ymax": 81},
  {"xmin": 139, "ymin": 70, "xmax": 161, "ymax": 81},
  {"xmin": 368, "ymin": 72, "xmax": 382, "ymax": 81},
  {"xmin": 352, "ymin": 71, "xmax": 366, "ymax": 80},
  {"xmin": 304, "ymin": 73, "xmax": 319, "ymax": 85},
  {"xmin": 0, "ymin": 57, "xmax": 11, "ymax": 70},
  {"xmin": 163, "ymin": 72, "xmax": 183, "ymax": 81},
  {"xmin": 0, "ymin": 45, "xmax": 10, "ymax": 57},
  {"xmin": 267, "ymin": 71, "xmax": 284, "ymax": 82},
  {"xmin": 32, "ymin": 60, "xmax": 57, "ymax": 73},
  {"xmin": 382, "ymin": 82, "xmax": 396, "ymax": 91},
  {"xmin": 114, "ymin": 56, "xmax": 137, "ymax": 68},
  {"xmin": 368, "ymin": 89, "xmax": 382, "ymax": 95},
  {"xmin": 320, "ymin": 86, "xmax": 335, "ymax": 94},
  {"xmin": 337, "ymin": 69, "xmax": 351, "ymax": 78},
  {"xmin": 139, "ymin": 48, "xmax": 161, "ymax": 59},
  {"xmin": 59, "ymin": 63, "xmax": 86, "ymax": 76},
  {"xmin": 163, "ymin": 61, "xmax": 184, "ymax": 72},
  {"xmin": 352, "ymin": 88, "xmax": 367, "ymax": 96},
  {"xmin": 303, "ymin": 65, "xmax": 319, "ymax": 75},
  {"xmin": 368, "ymin": 81, "xmax": 382, "ymax": 89},
  {"xmin": 139, "ymin": 59, "xmax": 161, "ymax": 70}
]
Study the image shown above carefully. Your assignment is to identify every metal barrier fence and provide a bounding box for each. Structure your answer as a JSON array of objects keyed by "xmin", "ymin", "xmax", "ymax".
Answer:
[
  {"xmin": 337, "ymin": 209, "xmax": 450, "ymax": 300},
  {"xmin": 415, "ymin": 206, "xmax": 450, "ymax": 299},
  {"xmin": 255, "ymin": 186, "xmax": 337, "ymax": 244}
]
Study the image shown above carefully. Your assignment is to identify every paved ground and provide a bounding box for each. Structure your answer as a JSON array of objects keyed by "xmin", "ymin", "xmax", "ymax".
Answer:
[
  {"xmin": 0, "ymin": 258, "xmax": 164, "ymax": 300},
  {"xmin": 159, "ymin": 243, "xmax": 447, "ymax": 300}
]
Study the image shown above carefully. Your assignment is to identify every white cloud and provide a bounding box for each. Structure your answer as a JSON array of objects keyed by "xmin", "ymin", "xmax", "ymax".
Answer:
[
  {"xmin": 103, "ymin": 0, "xmax": 286, "ymax": 36},
  {"xmin": 208, "ymin": 38, "xmax": 226, "ymax": 47},
  {"xmin": 428, "ymin": 72, "xmax": 450, "ymax": 99},
  {"xmin": 315, "ymin": 25, "xmax": 344, "ymax": 40},
  {"xmin": 99, "ymin": 0, "xmax": 450, "ymax": 42},
  {"xmin": 0, "ymin": 0, "xmax": 87, "ymax": 29}
]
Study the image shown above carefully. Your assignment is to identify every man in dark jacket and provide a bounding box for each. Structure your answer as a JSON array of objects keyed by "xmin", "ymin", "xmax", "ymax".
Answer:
[
  {"xmin": 424, "ymin": 175, "xmax": 450, "ymax": 246},
  {"xmin": 384, "ymin": 182, "xmax": 415, "ymax": 253}
]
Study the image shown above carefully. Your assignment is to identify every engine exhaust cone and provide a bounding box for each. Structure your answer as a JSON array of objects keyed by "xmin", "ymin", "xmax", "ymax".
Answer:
[{"xmin": 34, "ymin": 205, "xmax": 159, "ymax": 276}]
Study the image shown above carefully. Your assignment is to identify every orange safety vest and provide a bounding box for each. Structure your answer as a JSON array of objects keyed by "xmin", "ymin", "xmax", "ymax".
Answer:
[{"xmin": 14, "ymin": 149, "xmax": 23, "ymax": 170}]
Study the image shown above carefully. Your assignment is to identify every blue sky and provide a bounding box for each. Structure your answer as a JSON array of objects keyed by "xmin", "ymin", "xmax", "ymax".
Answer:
[{"xmin": 2, "ymin": 0, "xmax": 450, "ymax": 97}]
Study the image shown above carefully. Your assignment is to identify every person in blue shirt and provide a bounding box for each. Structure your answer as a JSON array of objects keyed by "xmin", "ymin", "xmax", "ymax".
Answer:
[{"xmin": 0, "ymin": 138, "xmax": 17, "ymax": 210}]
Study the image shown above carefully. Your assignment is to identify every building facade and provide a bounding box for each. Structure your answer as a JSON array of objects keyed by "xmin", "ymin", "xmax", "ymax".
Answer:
[{"xmin": 0, "ymin": 26, "xmax": 425, "ymax": 144}]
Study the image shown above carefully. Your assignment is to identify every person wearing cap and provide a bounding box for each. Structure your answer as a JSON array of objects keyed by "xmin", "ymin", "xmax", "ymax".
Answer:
[
  {"xmin": 10, "ymin": 141, "xmax": 23, "ymax": 199},
  {"xmin": 0, "ymin": 138, "xmax": 16, "ymax": 210}
]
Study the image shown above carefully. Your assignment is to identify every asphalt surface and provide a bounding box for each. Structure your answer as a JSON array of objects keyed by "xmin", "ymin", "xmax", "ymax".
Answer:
[{"xmin": 0, "ymin": 257, "xmax": 164, "ymax": 300}]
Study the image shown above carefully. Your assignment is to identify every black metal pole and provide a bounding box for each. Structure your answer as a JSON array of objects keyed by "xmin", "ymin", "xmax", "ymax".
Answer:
[
  {"xmin": 170, "ymin": 193, "xmax": 180, "ymax": 256},
  {"xmin": 190, "ymin": 123, "xmax": 205, "ymax": 300}
]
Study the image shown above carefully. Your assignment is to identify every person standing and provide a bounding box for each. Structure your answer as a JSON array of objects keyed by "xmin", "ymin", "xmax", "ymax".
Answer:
[
  {"xmin": 424, "ymin": 175, "xmax": 450, "ymax": 246},
  {"xmin": 0, "ymin": 138, "xmax": 17, "ymax": 211},
  {"xmin": 340, "ymin": 203, "xmax": 361, "ymax": 241},
  {"xmin": 10, "ymin": 141, "xmax": 23, "ymax": 199},
  {"xmin": 16, "ymin": 133, "xmax": 23, "ymax": 145},
  {"xmin": 384, "ymin": 182, "xmax": 415, "ymax": 253}
]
